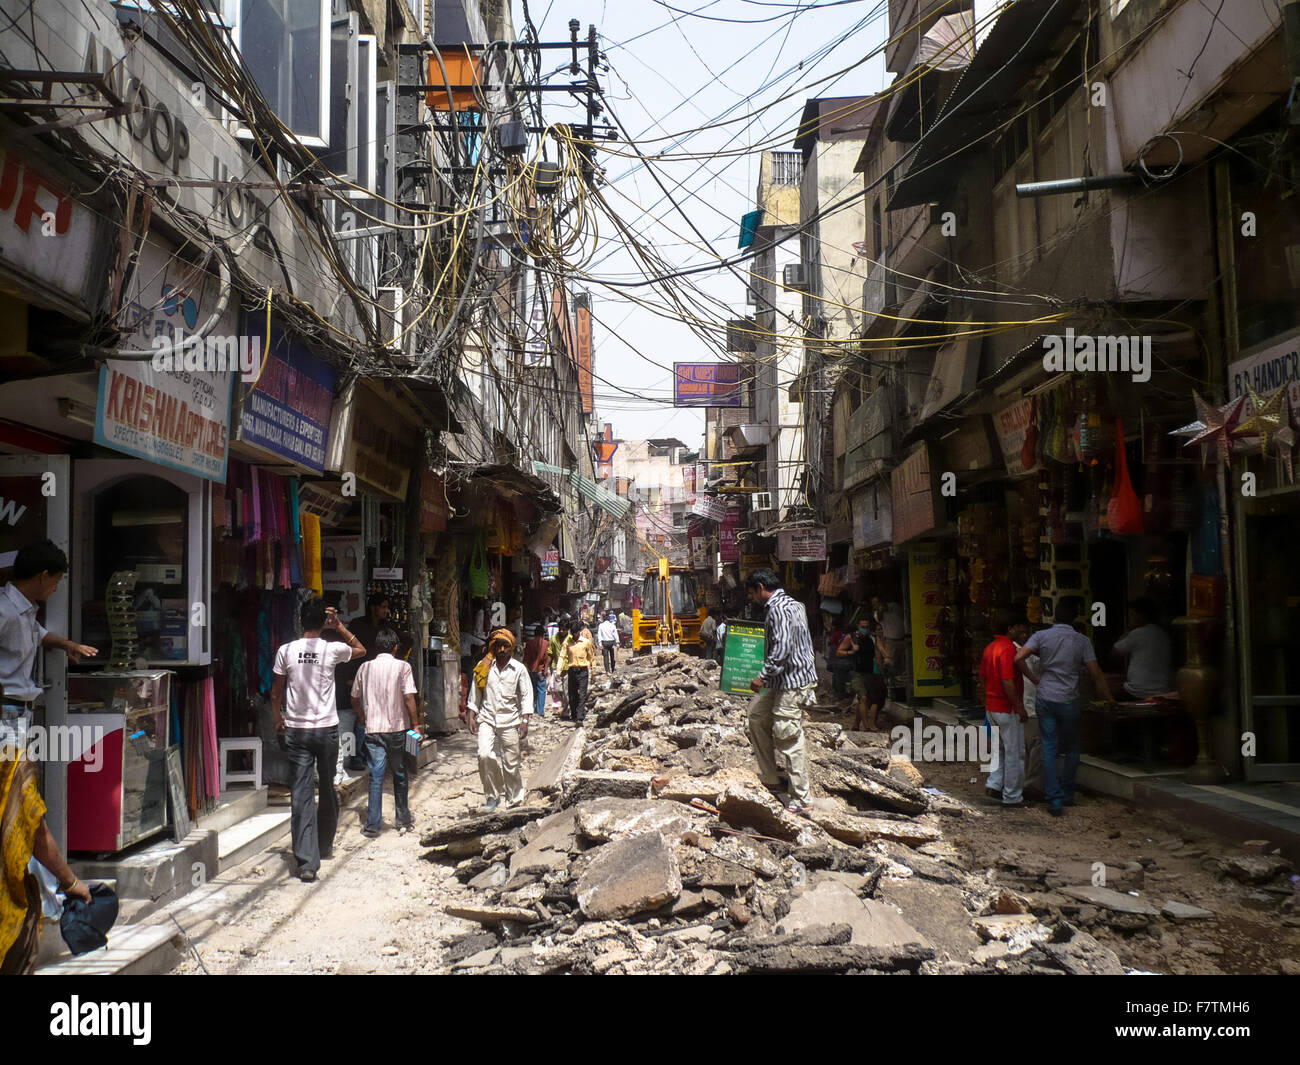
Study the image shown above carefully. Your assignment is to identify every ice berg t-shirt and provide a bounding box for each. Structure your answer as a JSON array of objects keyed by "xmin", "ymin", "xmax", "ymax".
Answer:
[{"xmin": 273, "ymin": 637, "xmax": 353, "ymax": 728}]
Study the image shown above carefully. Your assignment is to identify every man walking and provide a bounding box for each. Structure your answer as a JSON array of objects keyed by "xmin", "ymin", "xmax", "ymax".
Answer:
[
  {"xmin": 0, "ymin": 540, "xmax": 97, "ymax": 746},
  {"xmin": 837, "ymin": 615, "xmax": 886, "ymax": 732},
  {"xmin": 981, "ymin": 611, "xmax": 1028, "ymax": 807},
  {"xmin": 698, "ymin": 608, "xmax": 718, "ymax": 660},
  {"xmin": 468, "ymin": 628, "xmax": 533, "ymax": 812},
  {"xmin": 523, "ymin": 623, "xmax": 550, "ymax": 719},
  {"xmin": 272, "ymin": 599, "xmax": 365, "ymax": 881},
  {"xmin": 744, "ymin": 569, "xmax": 817, "ymax": 816},
  {"xmin": 558, "ymin": 618, "xmax": 596, "ymax": 724},
  {"xmin": 1014, "ymin": 602, "xmax": 1115, "ymax": 817},
  {"xmin": 597, "ymin": 611, "xmax": 619, "ymax": 674},
  {"xmin": 351, "ymin": 629, "xmax": 419, "ymax": 838}
]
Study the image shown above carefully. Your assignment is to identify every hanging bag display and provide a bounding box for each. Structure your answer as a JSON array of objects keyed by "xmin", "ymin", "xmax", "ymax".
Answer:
[
  {"xmin": 468, "ymin": 531, "xmax": 489, "ymax": 597},
  {"xmin": 1107, "ymin": 417, "xmax": 1143, "ymax": 535}
]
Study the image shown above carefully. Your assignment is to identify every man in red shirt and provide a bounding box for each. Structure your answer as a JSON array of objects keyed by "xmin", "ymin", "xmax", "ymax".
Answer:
[
  {"xmin": 522, "ymin": 623, "xmax": 551, "ymax": 720},
  {"xmin": 982, "ymin": 611, "xmax": 1028, "ymax": 807}
]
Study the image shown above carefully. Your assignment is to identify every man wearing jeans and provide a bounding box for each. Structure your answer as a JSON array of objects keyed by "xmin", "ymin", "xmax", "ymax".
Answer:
[
  {"xmin": 272, "ymin": 599, "xmax": 365, "ymax": 881},
  {"xmin": 981, "ymin": 611, "xmax": 1028, "ymax": 807},
  {"xmin": 352, "ymin": 629, "xmax": 419, "ymax": 838},
  {"xmin": 1015, "ymin": 601, "xmax": 1116, "ymax": 817},
  {"xmin": 744, "ymin": 569, "xmax": 818, "ymax": 816}
]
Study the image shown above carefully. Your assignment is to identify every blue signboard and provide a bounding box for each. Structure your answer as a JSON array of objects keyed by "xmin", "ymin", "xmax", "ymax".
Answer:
[
  {"xmin": 673, "ymin": 362, "xmax": 742, "ymax": 408},
  {"xmin": 237, "ymin": 321, "xmax": 335, "ymax": 471}
]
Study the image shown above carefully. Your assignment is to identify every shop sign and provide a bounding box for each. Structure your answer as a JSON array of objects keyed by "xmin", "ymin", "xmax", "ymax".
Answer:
[
  {"xmin": 777, "ymin": 527, "xmax": 827, "ymax": 562},
  {"xmin": 995, "ymin": 396, "xmax": 1038, "ymax": 478},
  {"xmin": 691, "ymin": 494, "xmax": 727, "ymax": 522},
  {"xmin": 891, "ymin": 443, "xmax": 937, "ymax": 546},
  {"xmin": 344, "ymin": 384, "xmax": 418, "ymax": 501},
  {"xmin": 719, "ymin": 621, "xmax": 766, "ymax": 694},
  {"xmin": 852, "ymin": 483, "xmax": 892, "ymax": 549},
  {"xmin": 541, "ymin": 549, "xmax": 560, "ymax": 580},
  {"xmin": 95, "ymin": 239, "xmax": 237, "ymax": 482},
  {"xmin": 1228, "ymin": 332, "xmax": 1300, "ymax": 413},
  {"xmin": 673, "ymin": 363, "xmax": 741, "ymax": 407},
  {"xmin": 719, "ymin": 507, "xmax": 740, "ymax": 563},
  {"xmin": 683, "ymin": 461, "xmax": 696, "ymax": 502},
  {"xmin": 908, "ymin": 540, "xmax": 960, "ymax": 697},
  {"xmin": 321, "ymin": 534, "xmax": 364, "ymax": 618},
  {"xmin": 235, "ymin": 323, "xmax": 335, "ymax": 472},
  {"xmin": 740, "ymin": 553, "xmax": 772, "ymax": 575},
  {"xmin": 944, "ymin": 415, "xmax": 999, "ymax": 473},
  {"xmin": 420, "ymin": 470, "xmax": 448, "ymax": 532},
  {"xmin": 0, "ymin": 146, "xmax": 101, "ymax": 312},
  {"xmin": 373, "ymin": 567, "xmax": 403, "ymax": 580}
]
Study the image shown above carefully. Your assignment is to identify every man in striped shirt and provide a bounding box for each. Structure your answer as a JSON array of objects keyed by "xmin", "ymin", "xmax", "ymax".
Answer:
[{"xmin": 745, "ymin": 569, "xmax": 817, "ymax": 815}]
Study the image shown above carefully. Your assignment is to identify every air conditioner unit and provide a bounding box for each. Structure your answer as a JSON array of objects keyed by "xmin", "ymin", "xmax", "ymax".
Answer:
[
  {"xmin": 751, "ymin": 491, "xmax": 775, "ymax": 512},
  {"xmin": 782, "ymin": 263, "xmax": 808, "ymax": 290},
  {"xmin": 376, "ymin": 286, "xmax": 405, "ymax": 351}
]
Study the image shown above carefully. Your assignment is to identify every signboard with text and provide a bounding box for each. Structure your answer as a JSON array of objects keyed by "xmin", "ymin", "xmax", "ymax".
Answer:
[
  {"xmin": 1228, "ymin": 331, "xmax": 1300, "ymax": 413},
  {"xmin": 891, "ymin": 443, "xmax": 937, "ymax": 546},
  {"xmin": 673, "ymin": 363, "xmax": 742, "ymax": 407},
  {"xmin": 908, "ymin": 541, "xmax": 960, "ymax": 697},
  {"xmin": 777, "ymin": 527, "xmax": 827, "ymax": 562},
  {"xmin": 995, "ymin": 396, "xmax": 1038, "ymax": 478},
  {"xmin": 235, "ymin": 322, "xmax": 335, "ymax": 472},
  {"xmin": 719, "ymin": 620, "xmax": 766, "ymax": 694}
]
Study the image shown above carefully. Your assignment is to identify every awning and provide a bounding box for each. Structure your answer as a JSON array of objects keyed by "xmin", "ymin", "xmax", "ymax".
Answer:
[
  {"xmin": 531, "ymin": 461, "xmax": 630, "ymax": 518},
  {"xmin": 890, "ymin": 0, "xmax": 1078, "ymax": 210},
  {"xmin": 724, "ymin": 423, "xmax": 772, "ymax": 450},
  {"xmin": 918, "ymin": 330, "xmax": 979, "ymax": 424},
  {"xmin": 472, "ymin": 463, "xmax": 563, "ymax": 514}
]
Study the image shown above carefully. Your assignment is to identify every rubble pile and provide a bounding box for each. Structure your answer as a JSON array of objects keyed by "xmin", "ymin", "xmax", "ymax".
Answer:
[{"xmin": 419, "ymin": 652, "xmax": 1176, "ymax": 974}]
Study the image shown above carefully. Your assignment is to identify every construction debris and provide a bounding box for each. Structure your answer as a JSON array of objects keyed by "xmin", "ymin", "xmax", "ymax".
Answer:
[{"xmin": 421, "ymin": 652, "xmax": 1159, "ymax": 974}]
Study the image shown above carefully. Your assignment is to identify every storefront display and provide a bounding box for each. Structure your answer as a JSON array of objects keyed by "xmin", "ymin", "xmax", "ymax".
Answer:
[{"xmin": 67, "ymin": 671, "xmax": 172, "ymax": 852}]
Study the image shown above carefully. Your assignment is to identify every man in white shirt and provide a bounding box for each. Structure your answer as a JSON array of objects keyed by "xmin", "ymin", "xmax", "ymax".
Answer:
[
  {"xmin": 1112, "ymin": 598, "xmax": 1173, "ymax": 699},
  {"xmin": 597, "ymin": 612, "xmax": 620, "ymax": 674},
  {"xmin": 352, "ymin": 629, "xmax": 419, "ymax": 838},
  {"xmin": 272, "ymin": 598, "xmax": 365, "ymax": 881},
  {"xmin": 698, "ymin": 609, "xmax": 718, "ymax": 658},
  {"xmin": 468, "ymin": 627, "xmax": 533, "ymax": 813},
  {"xmin": 0, "ymin": 541, "xmax": 97, "ymax": 745}
]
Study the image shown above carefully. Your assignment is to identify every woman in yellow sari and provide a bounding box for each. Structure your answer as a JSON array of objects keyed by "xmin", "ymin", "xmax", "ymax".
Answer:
[{"xmin": 1, "ymin": 749, "xmax": 91, "ymax": 974}]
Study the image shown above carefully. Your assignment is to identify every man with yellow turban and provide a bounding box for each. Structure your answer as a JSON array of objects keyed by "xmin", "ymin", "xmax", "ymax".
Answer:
[{"xmin": 467, "ymin": 628, "xmax": 533, "ymax": 813}]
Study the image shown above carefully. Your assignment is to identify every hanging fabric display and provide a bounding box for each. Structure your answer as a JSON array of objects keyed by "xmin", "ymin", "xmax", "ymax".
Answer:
[
  {"xmin": 1107, "ymin": 418, "xmax": 1143, "ymax": 535},
  {"xmin": 468, "ymin": 531, "xmax": 490, "ymax": 597},
  {"xmin": 301, "ymin": 513, "xmax": 322, "ymax": 594}
]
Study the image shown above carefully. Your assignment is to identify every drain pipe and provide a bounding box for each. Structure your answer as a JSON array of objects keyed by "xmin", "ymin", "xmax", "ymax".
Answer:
[{"xmin": 1014, "ymin": 173, "xmax": 1140, "ymax": 198}]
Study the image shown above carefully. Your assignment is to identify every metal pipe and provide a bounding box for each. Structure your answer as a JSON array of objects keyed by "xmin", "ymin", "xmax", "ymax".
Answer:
[{"xmin": 1014, "ymin": 173, "xmax": 1139, "ymax": 198}]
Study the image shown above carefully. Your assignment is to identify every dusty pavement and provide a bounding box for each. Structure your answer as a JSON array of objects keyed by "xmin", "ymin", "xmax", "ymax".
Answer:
[
  {"xmin": 161, "ymin": 718, "xmax": 576, "ymax": 974},
  {"xmin": 160, "ymin": 656, "xmax": 1298, "ymax": 975}
]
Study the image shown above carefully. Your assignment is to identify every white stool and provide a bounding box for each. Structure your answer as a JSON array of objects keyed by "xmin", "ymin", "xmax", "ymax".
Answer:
[{"xmin": 219, "ymin": 738, "xmax": 262, "ymax": 791}]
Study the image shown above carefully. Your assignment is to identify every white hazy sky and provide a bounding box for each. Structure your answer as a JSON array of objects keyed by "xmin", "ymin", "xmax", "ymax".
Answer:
[{"xmin": 513, "ymin": 0, "xmax": 889, "ymax": 448}]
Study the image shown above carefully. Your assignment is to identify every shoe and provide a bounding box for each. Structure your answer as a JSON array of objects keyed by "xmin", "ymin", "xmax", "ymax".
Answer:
[
  {"xmin": 481, "ymin": 799, "xmax": 499, "ymax": 814},
  {"xmin": 999, "ymin": 800, "xmax": 1025, "ymax": 808},
  {"xmin": 1048, "ymin": 803, "xmax": 1064, "ymax": 818},
  {"xmin": 298, "ymin": 870, "xmax": 317, "ymax": 882},
  {"xmin": 320, "ymin": 848, "xmax": 334, "ymax": 860},
  {"xmin": 362, "ymin": 828, "xmax": 380, "ymax": 838},
  {"xmin": 784, "ymin": 800, "xmax": 813, "ymax": 817},
  {"xmin": 985, "ymin": 787, "xmax": 1002, "ymax": 800}
]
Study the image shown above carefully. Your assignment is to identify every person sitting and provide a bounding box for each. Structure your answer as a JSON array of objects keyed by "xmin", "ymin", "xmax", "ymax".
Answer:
[{"xmin": 1112, "ymin": 597, "xmax": 1173, "ymax": 700}]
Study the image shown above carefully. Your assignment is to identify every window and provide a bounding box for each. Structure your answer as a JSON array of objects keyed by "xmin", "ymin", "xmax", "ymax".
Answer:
[
  {"xmin": 375, "ymin": 81, "xmax": 396, "ymax": 218},
  {"xmin": 770, "ymin": 151, "xmax": 802, "ymax": 186},
  {"xmin": 319, "ymin": 13, "xmax": 358, "ymax": 180},
  {"xmin": 231, "ymin": 0, "xmax": 331, "ymax": 147},
  {"xmin": 354, "ymin": 35, "xmax": 377, "ymax": 194}
]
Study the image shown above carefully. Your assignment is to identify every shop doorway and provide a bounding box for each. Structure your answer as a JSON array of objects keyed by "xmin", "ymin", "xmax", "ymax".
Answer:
[
  {"xmin": 0, "ymin": 454, "xmax": 71, "ymax": 844},
  {"xmin": 1241, "ymin": 492, "xmax": 1300, "ymax": 781}
]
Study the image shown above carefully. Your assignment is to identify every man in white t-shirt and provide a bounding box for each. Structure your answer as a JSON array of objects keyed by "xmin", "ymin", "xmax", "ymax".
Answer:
[
  {"xmin": 272, "ymin": 598, "xmax": 365, "ymax": 882},
  {"xmin": 1112, "ymin": 598, "xmax": 1173, "ymax": 699}
]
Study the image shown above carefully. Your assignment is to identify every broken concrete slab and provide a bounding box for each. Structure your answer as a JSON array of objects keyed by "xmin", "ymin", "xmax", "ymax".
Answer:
[
  {"xmin": 972, "ymin": 913, "xmax": 1039, "ymax": 941},
  {"xmin": 887, "ymin": 757, "xmax": 925, "ymax": 789},
  {"xmin": 445, "ymin": 904, "xmax": 542, "ymax": 926},
  {"xmin": 1222, "ymin": 854, "xmax": 1293, "ymax": 884},
  {"xmin": 776, "ymin": 879, "xmax": 932, "ymax": 954},
  {"xmin": 806, "ymin": 798, "xmax": 942, "ymax": 847},
  {"xmin": 1040, "ymin": 929, "xmax": 1127, "ymax": 976},
  {"xmin": 723, "ymin": 940, "xmax": 933, "ymax": 974},
  {"xmin": 714, "ymin": 780, "xmax": 827, "ymax": 845},
  {"xmin": 573, "ymin": 797, "xmax": 706, "ymax": 844},
  {"xmin": 1060, "ymin": 885, "xmax": 1160, "ymax": 917},
  {"xmin": 560, "ymin": 770, "xmax": 655, "ymax": 806},
  {"xmin": 812, "ymin": 753, "xmax": 929, "ymax": 815},
  {"xmin": 508, "ymin": 809, "xmax": 578, "ymax": 877},
  {"xmin": 420, "ymin": 805, "xmax": 549, "ymax": 847},
  {"xmin": 1054, "ymin": 860, "xmax": 1143, "ymax": 891},
  {"xmin": 576, "ymin": 832, "xmax": 682, "ymax": 920},
  {"xmin": 1162, "ymin": 900, "xmax": 1214, "ymax": 921},
  {"xmin": 876, "ymin": 877, "xmax": 983, "ymax": 963},
  {"xmin": 653, "ymin": 766, "xmax": 762, "ymax": 805},
  {"xmin": 527, "ymin": 727, "xmax": 586, "ymax": 794}
]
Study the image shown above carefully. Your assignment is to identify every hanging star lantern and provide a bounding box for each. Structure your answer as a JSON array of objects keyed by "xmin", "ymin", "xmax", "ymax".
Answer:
[
  {"xmin": 1274, "ymin": 391, "xmax": 1298, "ymax": 485},
  {"xmin": 1170, "ymin": 392, "xmax": 1248, "ymax": 466},
  {"xmin": 1232, "ymin": 384, "xmax": 1286, "ymax": 456}
]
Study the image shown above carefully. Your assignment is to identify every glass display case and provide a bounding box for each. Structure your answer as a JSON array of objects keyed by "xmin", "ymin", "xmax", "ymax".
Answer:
[{"xmin": 66, "ymin": 670, "xmax": 172, "ymax": 853}]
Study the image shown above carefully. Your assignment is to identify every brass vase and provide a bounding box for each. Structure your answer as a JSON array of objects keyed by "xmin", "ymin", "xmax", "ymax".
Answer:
[{"xmin": 1172, "ymin": 617, "xmax": 1227, "ymax": 784}]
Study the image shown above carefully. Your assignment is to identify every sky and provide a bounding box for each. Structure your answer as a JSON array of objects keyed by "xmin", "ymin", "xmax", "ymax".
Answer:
[{"xmin": 512, "ymin": 0, "xmax": 890, "ymax": 449}]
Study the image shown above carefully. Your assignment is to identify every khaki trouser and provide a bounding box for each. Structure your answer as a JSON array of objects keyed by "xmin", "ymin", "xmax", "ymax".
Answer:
[
  {"xmin": 478, "ymin": 721, "xmax": 524, "ymax": 805},
  {"xmin": 746, "ymin": 684, "xmax": 813, "ymax": 804}
]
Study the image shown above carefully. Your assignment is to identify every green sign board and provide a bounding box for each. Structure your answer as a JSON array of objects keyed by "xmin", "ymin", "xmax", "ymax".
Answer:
[{"xmin": 720, "ymin": 619, "xmax": 766, "ymax": 694}]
